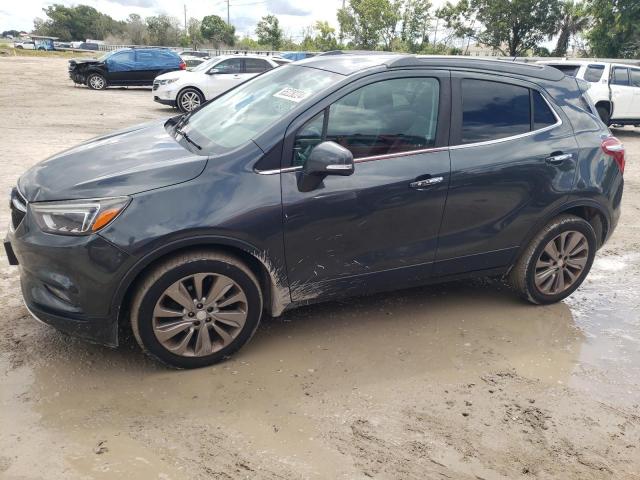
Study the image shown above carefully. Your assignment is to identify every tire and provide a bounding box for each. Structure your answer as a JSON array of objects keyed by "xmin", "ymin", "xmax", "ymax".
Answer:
[
  {"xmin": 508, "ymin": 214, "xmax": 596, "ymax": 305},
  {"xmin": 596, "ymin": 105, "xmax": 611, "ymax": 125},
  {"xmin": 87, "ymin": 73, "xmax": 107, "ymax": 90},
  {"xmin": 177, "ymin": 87, "xmax": 204, "ymax": 113},
  {"xmin": 131, "ymin": 250, "xmax": 263, "ymax": 369}
]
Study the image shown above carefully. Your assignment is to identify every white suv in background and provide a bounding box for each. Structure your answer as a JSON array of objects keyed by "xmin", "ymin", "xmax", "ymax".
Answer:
[
  {"xmin": 153, "ymin": 55, "xmax": 279, "ymax": 112},
  {"xmin": 538, "ymin": 60, "xmax": 640, "ymax": 126}
]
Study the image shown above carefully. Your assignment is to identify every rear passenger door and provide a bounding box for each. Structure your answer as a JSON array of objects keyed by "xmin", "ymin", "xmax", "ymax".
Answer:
[
  {"xmin": 435, "ymin": 73, "xmax": 579, "ymax": 276},
  {"xmin": 281, "ymin": 71, "xmax": 451, "ymax": 302},
  {"xmin": 629, "ymin": 68, "xmax": 640, "ymax": 119},
  {"xmin": 610, "ymin": 66, "xmax": 634, "ymax": 119},
  {"xmin": 244, "ymin": 58, "xmax": 274, "ymax": 80}
]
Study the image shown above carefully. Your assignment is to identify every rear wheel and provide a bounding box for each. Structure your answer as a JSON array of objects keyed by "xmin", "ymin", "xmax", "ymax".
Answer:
[
  {"xmin": 509, "ymin": 215, "xmax": 596, "ymax": 304},
  {"xmin": 177, "ymin": 87, "xmax": 204, "ymax": 112},
  {"xmin": 87, "ymin": 73, "xmax": 107, "ymax": 90},
  {"xmin": 131, "ymin": 251, "xmax": 263, "ymax": 368}
]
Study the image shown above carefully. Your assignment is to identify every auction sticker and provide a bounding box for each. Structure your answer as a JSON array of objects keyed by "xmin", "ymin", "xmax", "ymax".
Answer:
[{"xmin": 273, "ymin": 87, "xmax": 310, "ymax": 103}]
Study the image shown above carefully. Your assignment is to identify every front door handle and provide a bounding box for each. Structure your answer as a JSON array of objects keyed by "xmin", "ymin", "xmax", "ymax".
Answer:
[
  {"xmin": 409, "ymin": 176, "xmax": 444, "ymax": 189},
  {"xmin": 545, "ymin": 153, "xmax": 573, "ymax": 165}
]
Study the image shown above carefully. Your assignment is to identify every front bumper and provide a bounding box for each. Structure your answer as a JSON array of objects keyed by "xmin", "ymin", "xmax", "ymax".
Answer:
[
  {"xmin": 5, "ymin": 207, "xmax": 132, "ymax": 346},
  {"xmin": 154, "ymin": 96, "xmax": 177, "ymax": 107}
]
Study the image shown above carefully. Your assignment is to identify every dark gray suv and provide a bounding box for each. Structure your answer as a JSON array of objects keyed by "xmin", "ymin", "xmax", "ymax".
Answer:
[{"xmin": 5, "ymin": 55, "xmax": 624, "ymax": 368}]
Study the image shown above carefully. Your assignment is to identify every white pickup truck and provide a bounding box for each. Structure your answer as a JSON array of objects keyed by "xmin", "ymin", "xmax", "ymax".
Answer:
[{"xmin": 537, "ymin": 60, "xmax": 640, "ymax": 127}]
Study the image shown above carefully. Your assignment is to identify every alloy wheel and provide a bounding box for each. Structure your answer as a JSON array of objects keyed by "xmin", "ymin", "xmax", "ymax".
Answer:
[
  {"xmin": 152, "ymin": 273, "xmax": 248, "ymax": 357},
  {"xmin": 180, "ymin": 91, "xmax": 201, "ymax": 111},
  {"xmin": 89, "ymin": 75, "xmax": 105, "ymax": 89},
  {"xmin": 534, "ymin": 230, "xmax": 589, "ymax": 295}
]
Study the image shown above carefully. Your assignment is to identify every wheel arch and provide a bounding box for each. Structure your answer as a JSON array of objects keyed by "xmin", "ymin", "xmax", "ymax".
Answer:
[
  {"xmin": 595, "ymin": 99, "xmax": 613, "ymax": 116},
  {"xmin": 511, "ymin": 200, "xmax": 610, "ymax": 269},
  {"xmin": 177, "ymin": 85, "xmax": 205, "ymax": 101},
  {"xmin": 113, "ymin": 236, "xmax": 290, "ymax": 335}
]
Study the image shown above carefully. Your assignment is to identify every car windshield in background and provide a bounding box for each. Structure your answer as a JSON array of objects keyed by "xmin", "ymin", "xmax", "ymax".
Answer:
[
  {"xmin": 547, "ymin": 64, "xmax": 580, "ymax": 77},
  {"xmin": 181, "ymin": 65, "xmax": 342, "ymax": 153},
  {"xmin": 97, "ymin": 51, "xmax": 115, "ymax": 62},
  {"xmin": 191, "ymin": 57, "xmax": 221, "ymax": 72}
]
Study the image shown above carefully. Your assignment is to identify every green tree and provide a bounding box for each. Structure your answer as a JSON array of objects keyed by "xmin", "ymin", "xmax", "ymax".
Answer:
[
  {"xmin": 338, "ymin": 0, "xmax": 400, "ymax": 49},
  {"xmin": 34, "ymin": 4, "xmax": 125, "ymax": 41},
  {"xmin": 125, "ymin": 13, "xmax": 147, "ymax": 45},
  {"xmin": 145, "ymin": 14, "xmax": 181, "ymax": 46},
  {"xmin": 255, "ymin": 15, "xmax": 283, "ymax": 49},
  {"xmin": 439, "ymin": 0, "xmax": 561, "ymax": 56},
  {"xmin": 400, "ymin": 0, "xmax": 432, "ymax": 52},
  {"xmin": 551, "ymin": 1, "xmax": 589, "ymax": 56},
  {"xmin": 586, "ymin": 0, "xmax": 639, "ymax": 58},
  {"xmin": 301, "ymin": 21, "xmax": 339, "ymax": 51},
  {"xmin": 200, "ymin": 14, "xmax": 235, "ymax": 47},
  {"xmin": 187, "ymin": 17, "xmax": 204, "ymax": 48}
]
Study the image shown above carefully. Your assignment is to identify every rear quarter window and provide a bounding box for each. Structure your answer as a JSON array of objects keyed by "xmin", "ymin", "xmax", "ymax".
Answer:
[
  {"xmin": 584, "ymin": 64, "xmax": 605, "ymax": 82},
  {"xmin": 547, "ymin": 64, "xmax": 581, "ymax": 77}
]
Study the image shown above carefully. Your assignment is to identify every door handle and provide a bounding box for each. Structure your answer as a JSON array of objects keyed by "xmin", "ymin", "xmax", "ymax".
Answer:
[
  {"xmin": 545, "ymin": 153, "xmax": 573, "ymax": 165},
  {"xmin": 409, "ymin": 176, "xmax": 444, "ymax": 189}
]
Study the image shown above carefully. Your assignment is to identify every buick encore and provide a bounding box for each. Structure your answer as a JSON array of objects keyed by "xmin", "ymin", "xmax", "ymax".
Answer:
[{"xmin": 6, "ymin": 55, "xmax": 624, "ymax": 368}]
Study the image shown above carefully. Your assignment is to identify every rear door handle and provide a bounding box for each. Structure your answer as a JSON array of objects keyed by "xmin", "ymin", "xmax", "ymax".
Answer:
[
  {"xmin": 409, "ymin": 176, "xmax": 444, "ymax": 189},
  {"xmin": 545, "ymin": 153, "xmax": 573, "ymax": 165}
]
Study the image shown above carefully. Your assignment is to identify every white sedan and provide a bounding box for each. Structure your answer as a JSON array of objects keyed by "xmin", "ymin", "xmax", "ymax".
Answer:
[{"xmin": 153, "ymin": 55, "xmax": 280, "ymax": 112}]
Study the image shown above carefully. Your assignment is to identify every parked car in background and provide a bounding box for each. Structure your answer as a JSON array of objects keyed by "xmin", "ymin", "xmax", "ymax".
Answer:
[
  {"xmin": 271, "ymin": 56, "xmax": 293, "ymax": 66},
  {"xmin": 153, "ymin": 54, "xmax": 278, "ymax": 112},
  {"xmin": 179, "ymin": 50, "xmax": 210, "ymax": 59},
  {"xmin": 14, "ymin": 40, "xmax": 35, "ymax": 50},
  {"xmin": 181, "ymin": 55, "xmax": 206, "ymax": 69},
  {"xmin": 69, "ymin": 48, "xmax": 185, "ymax": 90},
  {"xmin": 6, "ymin": 55, "xmax": 624, "ymax": 368},
  {"xmin": 538, "ymin": 60, "xmax": 640, "ymax": 126}
]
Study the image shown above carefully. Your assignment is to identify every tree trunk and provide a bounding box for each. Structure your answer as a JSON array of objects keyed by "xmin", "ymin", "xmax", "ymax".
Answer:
[{"xmin": 553, "ymin": 28, "xmax": 570, "ymax": 57}]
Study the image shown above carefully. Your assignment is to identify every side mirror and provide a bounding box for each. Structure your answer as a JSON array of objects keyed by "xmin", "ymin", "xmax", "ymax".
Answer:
[
  {"xmin": 206, "ymin": 68, "xmax": 219, "ymax": 75},
  {"xmin": 298, "ymin": 141, "xmax": 354, "ymax": 192}
]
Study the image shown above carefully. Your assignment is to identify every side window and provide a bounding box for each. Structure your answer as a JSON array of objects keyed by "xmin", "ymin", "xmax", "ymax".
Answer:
[
  {"xmin": 630, "ymin": 69, "xmax": 640, "ymax": 88},
  {"xmin": 584, "ymin": 64, "xmax": 605, "ymax": 83},
  {"xmin": 611, "ymin": 67, "xmax": 630, "ymax": 86},
  {"xmin": 245, "ymin": 58, "xmax": 271, "ymax": 73},
  {"xmin": 327, "ymin": 78, "xmax": 439, "ymax": 159},
  {"xmin": 461, "ymin": 79, "xmax": 530, "ymax": 144},
  {"xmin": 111, "ymin": 51, "xmax": 135, "ymax": 63},
  {"xmin": 214, "ymin": 59, "xmax": 242, "ymax": 74},
  {"xmin": 135, "ymin": 51, "xmax": 154, "ymax": 64},
  {"xmin": 532, "ymin": 90, "xmax": 557, "ymax": 129},
  {"xmin": 292, "ymin": 77, "xmax": 439, "ymax": 165}
]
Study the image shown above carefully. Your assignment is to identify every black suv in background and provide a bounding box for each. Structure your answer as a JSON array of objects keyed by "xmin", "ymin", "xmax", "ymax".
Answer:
[
  {"xmin": 7, "ymin": 55, "xmax": 624, "ymax": 368},
  {"xmin": 69, "ymin": 47, "xmax": 185, "ymax": 90}
]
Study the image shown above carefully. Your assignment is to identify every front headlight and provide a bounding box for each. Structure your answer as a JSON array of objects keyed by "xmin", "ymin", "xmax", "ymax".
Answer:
[
  {"xmin": 157, "ymin": 78, "xmax": 179, "ymax": 85},
  {"xmin": 30, "ymin": 197, "xmax": 130, "ymax": 235}
]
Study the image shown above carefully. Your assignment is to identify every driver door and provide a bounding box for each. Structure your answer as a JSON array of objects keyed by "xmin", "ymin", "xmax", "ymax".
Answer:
[
  {"xmin": 203, "ymin": 58, "xmax": 244, "ymax": 99},
  {"xmin": 281, "ymin": 72, "xmax": 451, "ymax": 302}
]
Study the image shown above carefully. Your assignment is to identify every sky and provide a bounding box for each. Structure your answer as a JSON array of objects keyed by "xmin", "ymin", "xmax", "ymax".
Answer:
[{"xmin": 0, "ymin": 0, "xmax": 392, "ymax": 39}]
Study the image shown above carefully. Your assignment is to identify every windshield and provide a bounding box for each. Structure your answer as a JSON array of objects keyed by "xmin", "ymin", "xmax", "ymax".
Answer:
[
  {"xmin": 192, "ymin": 56, "xmax": 221, "ymax": 72},
  {"xmin": 179, "ymin": 65, "xmax": 342, "ymax": 153},
  {"xmin": 98, "ymin": 51, "xmax": 115, "ymax": 62}
]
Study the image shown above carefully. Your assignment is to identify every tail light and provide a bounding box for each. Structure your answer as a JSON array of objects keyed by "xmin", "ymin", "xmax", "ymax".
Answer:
[
  {"xmin": 179, "ymin": 61, "xmax": 186, "ymax": 70},
  {"xmin": 601, "ymin": 136, "xmax": 625, "ymax": 174}
]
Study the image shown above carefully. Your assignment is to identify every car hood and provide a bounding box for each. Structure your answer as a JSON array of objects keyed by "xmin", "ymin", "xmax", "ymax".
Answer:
[
  {"xmin": 155, "ymin": 70, "xmax": 198, "ymax": 82},
  {"xmin": 19, "ymin": 119, "xmax": 208, "ymax": 202}
]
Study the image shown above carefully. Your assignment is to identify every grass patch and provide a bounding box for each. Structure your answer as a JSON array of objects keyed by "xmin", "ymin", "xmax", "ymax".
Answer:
[{"xmin": 0, "ymin": 47, "xmax": 94, "ymax": 58}]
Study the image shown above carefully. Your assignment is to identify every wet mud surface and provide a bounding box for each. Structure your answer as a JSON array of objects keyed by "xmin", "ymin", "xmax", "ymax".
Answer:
[{"xmin": 0, "ymin": 57, "xmax": 638, "ymax": 479}]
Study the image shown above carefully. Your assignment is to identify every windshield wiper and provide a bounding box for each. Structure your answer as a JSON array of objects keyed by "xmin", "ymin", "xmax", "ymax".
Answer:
[{"xmin": 175, "ymin": 128, "xmax": 201, "ymax": 150}]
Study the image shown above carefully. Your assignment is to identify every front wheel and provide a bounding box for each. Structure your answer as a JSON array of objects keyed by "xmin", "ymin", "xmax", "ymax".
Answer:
[
  {"xmin": 508, "ymin": 214, "xmax": 596, "ymax": 304},
  {"xmin": 87, "ymin": 73, "xmax": 107, "ymax": 90},
  {"xmin": 131, "ymin": 251, "xmax": 263, "ymax": 369},
  {"xmin": 177, "ymin": 87, "xmax": 204, "ymax": 112}
]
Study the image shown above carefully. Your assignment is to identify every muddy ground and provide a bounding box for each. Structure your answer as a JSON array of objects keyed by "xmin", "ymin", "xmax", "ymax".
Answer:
[{"xmin": 0, "ymin": 57, "xmax": 638, "ymax": 480}]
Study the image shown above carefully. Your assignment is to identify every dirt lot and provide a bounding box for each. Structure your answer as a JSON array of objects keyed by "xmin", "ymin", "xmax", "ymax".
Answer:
[{"xmin": 0, "ymin": 56, "xmax": 639, "ymax": 480}]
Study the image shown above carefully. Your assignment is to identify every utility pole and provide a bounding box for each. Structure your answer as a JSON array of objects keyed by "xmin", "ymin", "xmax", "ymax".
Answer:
[
  {"xmin": 338, "ymin": 0, "xmax": 345, "ymax": 43},
  {"xmin": 184, "ymin": 4, "xmax": 187, "ymax": 32},
  {"xmin": 227, "ymin": 0, "xmax": 230, "ymax": 25}
]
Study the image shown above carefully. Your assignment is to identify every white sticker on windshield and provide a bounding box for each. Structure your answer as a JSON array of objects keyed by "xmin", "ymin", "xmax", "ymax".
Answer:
[{"xmin": 273, "ymin": 87, "xmax": 310, "ymax": 103}]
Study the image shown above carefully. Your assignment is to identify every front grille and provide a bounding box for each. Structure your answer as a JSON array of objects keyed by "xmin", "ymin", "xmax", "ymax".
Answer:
[{"xmin": 10, "ymin": 187, "xmax": 27, "ymax": 230}]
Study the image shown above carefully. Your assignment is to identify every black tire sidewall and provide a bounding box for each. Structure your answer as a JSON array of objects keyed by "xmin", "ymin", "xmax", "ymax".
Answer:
[
  {"xmin": 136, "ymin": 259, "xmax": 262, "ymax": 368},
  {"xmin": 525, "ymin": 219, "xmax": 596, "ymax": 304},
  {"xmin": 177, "ymin": 88, "xmax": 203, "ymax": 112},
  {"xmin": 87, "ymin": 73, "xmax": 106, "ymax": 90}
]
